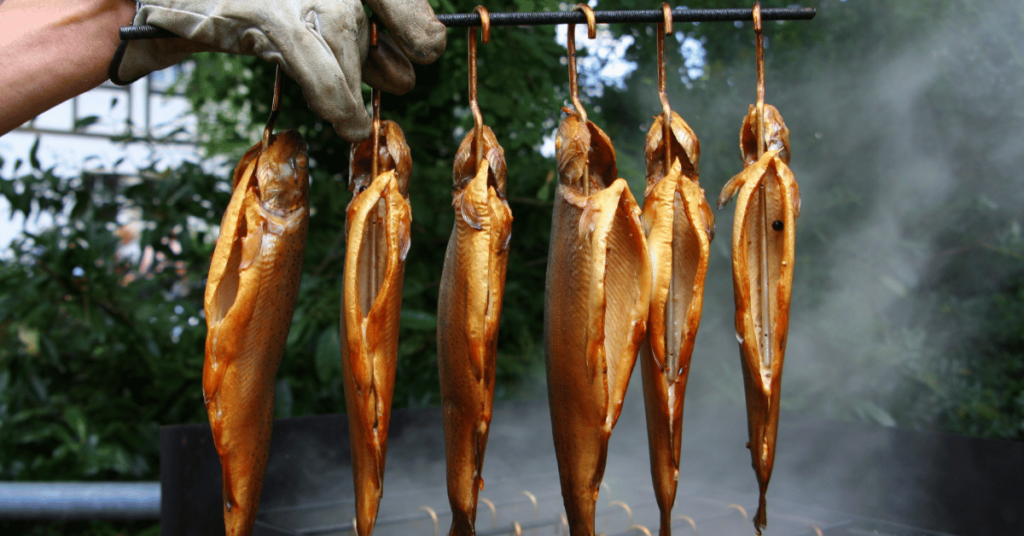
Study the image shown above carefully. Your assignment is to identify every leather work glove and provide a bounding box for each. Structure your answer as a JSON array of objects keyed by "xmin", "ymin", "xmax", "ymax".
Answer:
[{"xmin": 110, "ymin": 0, "xmax": 447, "ymax": 142}]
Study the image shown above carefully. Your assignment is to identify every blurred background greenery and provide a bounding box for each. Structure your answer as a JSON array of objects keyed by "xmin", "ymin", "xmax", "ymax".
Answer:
[{"xmin": 2, "ymin": 0, "xmax": 1023, "ymax": 533}]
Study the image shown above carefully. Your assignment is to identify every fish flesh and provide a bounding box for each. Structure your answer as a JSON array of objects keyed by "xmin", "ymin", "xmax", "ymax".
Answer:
[
  {"xmin": 717, "ymin": 104, "xmax": 800, "ymax": 534},
  {"xmin": 340, "ymin": 119, "xmax": 412, "ymax": 536},
  {"xmin": 203, "ymin": 130, "xmax": 310, "ymax": 536},
  {"xmin": 545, "ymin": 107, "xmax": 652, "ymax": 536},
  {"xmin": 438, "ymin": 126, "xmax": 512, "ymax": 536},
  {"xmin": 638, "ymin": 112, "xmax": 713, "ymax": 536}
]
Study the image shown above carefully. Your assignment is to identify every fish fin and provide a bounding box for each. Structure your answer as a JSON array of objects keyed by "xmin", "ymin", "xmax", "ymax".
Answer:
[
  {"xmin": 239, "ymin": 218, "xmax": 263, "ymax": 272},
  {"xmin": 396, "ymin": 199, "xmax": 412, "ymax": 263},
  {"xmin": 718, "ymin": 149, "xmax": 781, "ymax": 209}
]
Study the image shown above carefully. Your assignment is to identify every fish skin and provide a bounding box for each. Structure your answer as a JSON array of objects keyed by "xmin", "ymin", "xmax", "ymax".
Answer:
[
  {"xmin": 340, "ymin": 120, "xmax": 412, "ymax": 536},
  {"xmin": 203, "ymin": 130, "xmax": 310, "ymax": 536},
  {"xmin": 438, "ymin": 126, "xmax": 512, "ymax": 536},
  {"xmin": 639, "ymin": 113, "xmax": 714, "ymax": 536},
  {"xmin": 718, "ymin": 104, "xmax": 800, "ymax": 535},
  {"xmin": 545, "ymin": 109, "xmax": 652, "ymax": 536}
]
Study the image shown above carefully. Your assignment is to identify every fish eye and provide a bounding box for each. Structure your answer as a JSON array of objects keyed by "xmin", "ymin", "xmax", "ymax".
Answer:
[
  {"xmin": 357, "ymin": 185, "xmax": 367, "ymax": 194},
  {"xmin": 772, "ymin": 220, "xmax": 784, "ymax": 231}
]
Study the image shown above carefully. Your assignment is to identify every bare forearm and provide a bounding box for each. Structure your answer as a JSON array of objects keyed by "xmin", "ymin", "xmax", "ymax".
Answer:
[{"xmin": 0, "ymin": 0, "xmax": 136, "ymax": 135}]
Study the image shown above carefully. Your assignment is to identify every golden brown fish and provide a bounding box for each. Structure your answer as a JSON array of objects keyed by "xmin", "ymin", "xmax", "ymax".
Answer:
[
  {"xmin": 717, "ymin": 104, "xmax": 800, "ymax": 534},
  {"xmin": 438, "ymin": 126, "xmax": 512, "ymax": 536},
  {"xmin": 203, "ymin": 130, "xmax": 310, "ymax": 536},
  {"xmin": 340, "ymin": 119, "xmax": 412, "ymax": 536},
  {"xmin": 638, "ymin": 112, "xmax": 714, "ymax": 536},
  {"xmin": 545, "ymin": 108, "xmax": 652, "ymax": 536}
]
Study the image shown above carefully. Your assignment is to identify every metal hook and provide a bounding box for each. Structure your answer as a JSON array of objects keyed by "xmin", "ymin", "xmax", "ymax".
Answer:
[
  {"xmin": 417, "ymin": 506, "xmax": 439, "ymax": 536},
  {"xmin": 727, "ymin": 503, "xmax": 748, "ymax": 521},
  {"xmin": 469, "ymin": 6, "xmax": 491, "ymax": 168},
  {"xmin": 511, "ymin": 520, "xmax": 523, "ymax": 536},
  {"xmin": 567, "ymin": 3, "xmax": 595, "ymax": 125},
  {"xmin": 628, "ymin": 525, "xmax": 653, "ymax": 536},
  {"xmin": 567, "ymin": 3, "xmax": 596, "ymax": 196},
  {"xmin": 671, "ymin": 516, "xmax": 696, "ymax": 536},
  {"xmin": 480, "ymin": 497, "xmax": 498, "ymax": 528},
  {"xmin": 608, "ymin": 500, "xmax": 634, "ymax": 530},
  {"xmin": 521, "ymin": 490, "xmax": 539, "ymax": 536},
  {"xmin": 262, "ymin": 65, "xmax": 282, "ymax": 151},
  {"xmin": 751, "ymin": 1, "xmax": 773, "ymax": 372},
  {"xmin": 657, "ymin": 2, "xmax": 674, "ymax": 171},
  {"xmin": 753, "ymin": 1, "xmax": 765, "ymax": 159},
  {"xmin": 370, "ymin": 21, "xmax": 382, "ymax": 179}
]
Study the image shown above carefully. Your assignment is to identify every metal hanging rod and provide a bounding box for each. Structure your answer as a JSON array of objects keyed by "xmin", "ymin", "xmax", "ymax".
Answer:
[{"xmin": 119, "ymin": 7, "xmax": 815, "ymax": 40}]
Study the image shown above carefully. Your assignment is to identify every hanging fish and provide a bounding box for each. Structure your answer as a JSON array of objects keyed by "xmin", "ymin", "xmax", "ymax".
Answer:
[
  {"xmin": 203, "ymin": 130, "xmax": 310, "ymax": 536},
  {"xmin": 545, "ymin": 107, "xmax": 652, "ymax": 536},
  {"xmin": 340, "ymin": 119, "xmax": 412, "ymax": 536},
  {"xmin": 717, "ymin": 104, "xmax": 800, "ymax": 534},
  {"xmin": 639, "ymin": 112, "xmax": 713, "ymax": 536},
  {"xmin": 438, "ymin": 125, "xmax": 512, "ymax": 536}
]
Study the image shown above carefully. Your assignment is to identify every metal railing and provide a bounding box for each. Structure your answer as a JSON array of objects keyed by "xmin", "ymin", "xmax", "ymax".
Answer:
[{"xmin": 0, "ymin": 482, "xmax": 159, "ymax": 520}]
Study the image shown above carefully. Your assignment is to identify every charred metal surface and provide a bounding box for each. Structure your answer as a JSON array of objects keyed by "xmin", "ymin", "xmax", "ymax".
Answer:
[{"xmin": 160, "ymin": 402, "xmax": 1021, "ymax": 536}]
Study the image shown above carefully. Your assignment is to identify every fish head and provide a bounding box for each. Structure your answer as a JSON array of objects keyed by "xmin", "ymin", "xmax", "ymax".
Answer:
[
  {"xmin": 644, "ymin": 111, "xmax": 700, "ymax": 189},
  {"xmin": 349, "ymin": 120, "xmax": 413, "ymax": 197},
  {"xmin": 452, "ymin": 125, "xmax": 507, "ymax": 196},
  {"xmin": 556, "ymin": 108, "xmax": 617, "ymax": 194},
  {"xmin": 741, "ymin": 104, "xmax": 790, "ymax": 166},
  {"xmin": 256, "ymin": 130, "xmax": 309, "ymax": 216}
]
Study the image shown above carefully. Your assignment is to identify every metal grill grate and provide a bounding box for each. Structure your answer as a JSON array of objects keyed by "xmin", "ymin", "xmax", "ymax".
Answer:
[{"xmin": 160, "ymin": 400, "xmax": 1020, "ymax": 536}]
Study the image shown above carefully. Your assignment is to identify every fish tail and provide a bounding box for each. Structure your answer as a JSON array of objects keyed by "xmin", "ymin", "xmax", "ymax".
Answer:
[
  {"xmin": 447, "ymin": 512, "xmax": 476, "ymax": 536},
  {"xmin": 753, "ymin": 489, "xmax": 767, "ymax": 535},
  {"xmin": 658, "ymin": 510, "xmax": 673, "ymax": 536},
  {"xmin": 355, "ymin": 498, "xmax": 380, "ymax": 536}
]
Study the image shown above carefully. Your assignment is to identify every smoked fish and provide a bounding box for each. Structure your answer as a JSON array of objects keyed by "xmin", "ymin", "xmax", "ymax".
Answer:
[
  {"xmin": 717, "ymin": 104, "xmax": 800, "ymax": 534},
  {"xmin": 438, "ymin": 126, "xmax": 512, "ymax": 536},
  {"xmin": 639, "ymin": 112, "xmax": 714, "ymax": 536},
  {"xmin": 340, "ymin": 119, "xmax": 412, "ymax": 536},
  {"xmin": 203, "ymin": 130, "xmax": 310, "ymax": 536},
  {"xmin": 545, "ymin": 108, "xmax": 652, "ymax": 536}
]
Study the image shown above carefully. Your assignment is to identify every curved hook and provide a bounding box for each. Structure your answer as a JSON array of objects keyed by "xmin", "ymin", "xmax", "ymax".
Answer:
[
  {"xmin": 369, "ymin": 21, "xmax": 381, "ymax": 179},
  {"xmin": 657, "ymin": 2, "xmax": 674, "ymax": 170},
  {"xmin": 576, "ymin": 3, "xmax": 596, "ymax": 38},
  {"xmin": 727, "ymin": 503, "xmax": 748, "ymax": 521},
  {"xmin": 752, "ymin": 1, "xmax": 772, "ymax": 367},
  {"xmin": 567, "ymin": 3, "xmax": 595, "ymax": 195},
  {"xmin": 628, "ymin": 525, "xmax": 653, "ymax": 536},
  {"xmin": 469, "ymin": 6, "xmax": 491, "ymax": 167},
  {"xmin": 608, "ymin": 500, "xmax": 634, "ymax": 530},
  {"xmin": 418, "ymin": 506, "xmax": 439, "ymax": 536},
  {"xmin": 674, "ymin": 515, "xmax": 698, "ymax": 536},
  {"xmin": 567, "ymin": 3, "xmax": 596, "ymax": 122},
  {"xmin": 262, "ymin": 66, "xmax": 282, "ymax": 151},
  {"xmin": 479, "ymin": 497, "xmax": 498, "ymax": 528},
  {"xmin": 753, "ymin": 2, "xmax": 765, "ymax": 158}
]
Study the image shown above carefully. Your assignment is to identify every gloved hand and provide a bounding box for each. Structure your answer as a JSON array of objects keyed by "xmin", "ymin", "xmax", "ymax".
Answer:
[{"xmin": 110, "ymin": 0, "xmax": 446, "ymax": 142}]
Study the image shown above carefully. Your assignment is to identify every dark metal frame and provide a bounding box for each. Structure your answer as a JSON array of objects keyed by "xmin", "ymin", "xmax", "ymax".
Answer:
[{"xmin": 119, "ymin": 7, "xmax": 816, "ymax": 40}]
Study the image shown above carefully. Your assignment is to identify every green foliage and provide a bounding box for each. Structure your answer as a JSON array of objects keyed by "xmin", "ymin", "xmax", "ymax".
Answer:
[
  {"xmin": 3, "ymin": 10, "xmax": 1024, "ymax": 536},
  {"xmin": 0, "ymin": 153, "xmax": 224, "ymax": 484}
]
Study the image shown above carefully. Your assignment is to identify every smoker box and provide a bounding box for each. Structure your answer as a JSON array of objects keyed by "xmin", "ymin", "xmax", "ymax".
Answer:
[{"xmin": 160, "ymin": 399, "xmax": 1023, "ymax": 536}]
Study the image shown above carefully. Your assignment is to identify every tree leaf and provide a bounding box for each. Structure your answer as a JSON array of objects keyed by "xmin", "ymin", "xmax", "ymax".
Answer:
[{"xmin": 314, "ymin": 328, "xmax": 340, "ymax": 383}]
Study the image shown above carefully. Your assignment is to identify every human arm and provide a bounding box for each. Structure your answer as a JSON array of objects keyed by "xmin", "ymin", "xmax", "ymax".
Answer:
[{"xmin": 0, "ymin": 0, "xmax": 136, "ymax": 136}]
